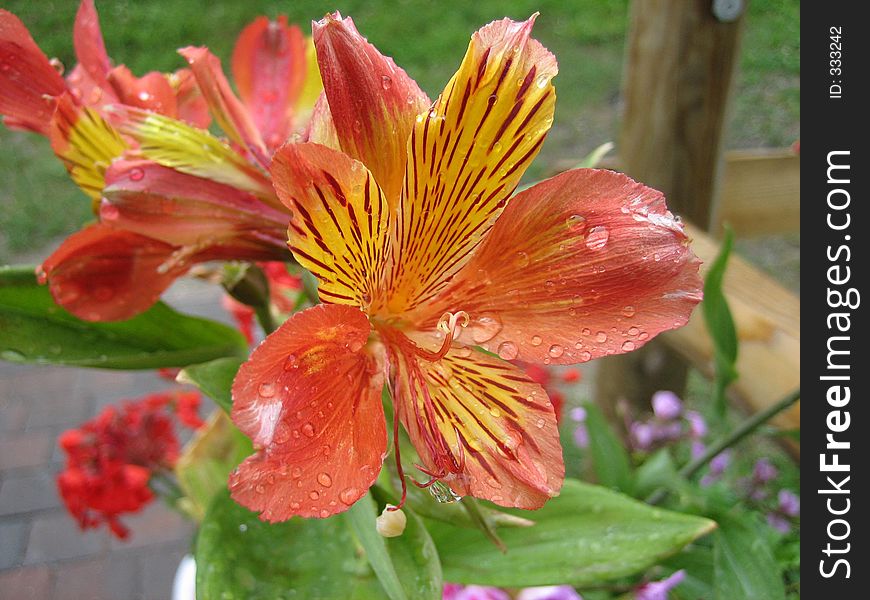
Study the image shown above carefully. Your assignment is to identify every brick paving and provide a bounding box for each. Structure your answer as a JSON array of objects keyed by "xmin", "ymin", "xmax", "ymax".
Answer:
[{"xmin": 0, "ymin": 278, "xmax": 230, "ymax": 599}]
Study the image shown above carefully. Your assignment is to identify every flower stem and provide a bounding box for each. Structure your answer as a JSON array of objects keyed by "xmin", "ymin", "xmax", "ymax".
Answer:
[
  {"xmin": 646, "ymin": 388, "xmax": 800, "ymax": 505},
  {"xmin": 254, "ymin": 304, "xmax": 277, "ymax": 335}
]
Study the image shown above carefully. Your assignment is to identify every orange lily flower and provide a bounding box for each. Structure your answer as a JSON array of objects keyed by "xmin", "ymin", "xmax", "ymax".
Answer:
[
  {"xmin": 228, "ymin": 13, "xmax": 702, "ymax": 522},
  {"xmin": 2, "ymin": 2, "xmax": 321, "ymax": 321}
]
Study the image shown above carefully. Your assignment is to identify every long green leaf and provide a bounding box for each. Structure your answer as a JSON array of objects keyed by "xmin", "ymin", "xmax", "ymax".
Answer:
[
  {"xmin": 584, "ymin": 403, "xmax": 634, "ymax": 494},
  {"xmin": 344, "ymin": 492, "xmax": 442, "ymax": 600},
  {"xmin": 196, "ymin": 490, "xmax": 385, "ymax": 600},
  {"xmin": 713, "ymin": 514, "xmax": 786, "ymax": 600},
  {"xmin": 701, "ymin": 228, "xmax": 739, "ymax": 414},
  {"xmin": 428, "ymin": 479, "xmax": 715, "ymax": 587},
  {"xmin": 178, "ymin": 357, "xmax": 244, "ymax": 414},
  {"xmin": 0, "ymin": 265, "xmax": 247, "ymax": 369}
]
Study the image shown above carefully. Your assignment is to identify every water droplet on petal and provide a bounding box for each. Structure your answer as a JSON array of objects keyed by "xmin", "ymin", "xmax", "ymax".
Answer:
[
  {"xmin": 566, "ymin": 214, "xmax": 586, "ymax": 230},
  {"xmin": 317, "ymin": 472, "xmax": 333, "ymax": 487},
  {"xmin": 339, "ymin": 487, "xmax": 359, "ymax": 506},
  {"xmin": 381, "ymin": 74, "xmax": 392, "ymax": 89},
  {"xmin": 585, "ymin": 226, "xmax": 609, "ymax": 250},
  {"xmin": 291, "ymin": 467, "xmax": 302, "ymax": 478},
  {"xmin": 497, "ymin": 341, "xmax": 518, "ymax": 360},
  {"xmin": 548, "ymin": 344, "xmax": 564, "ymax": 358},
  {"xmin": 579, "ymin": 350, "xmax": 592, "ymax": 361},
  {"xmin": 309, "ymin": 490, "xmax": 320, "ymax": 500},
  {"xmin": 469, "ymin": 314, "xmax": 503, "ymax": 343},
  {"xmin": 628, "ymin": 326, "xmax": 640, "ymax": 336},
  {"xmin": 290, "ymin": 501, "xmax": 301, "ymax": 510},
  {"xmin": 283, "ymin": 354, "xmax": 299, "ymax": 370},
  {"xmin": 129, "ymin": 167, "xmax": 145, "ymax": 182},
  {"xmin": 258, "ymin": 382, "xmax": 275, "ymax": 398},
  {"xmin": 514, "ymin": 251, "xmax": 530, "ymax": 267},
  {"xmin": 622, "ymin": 305, "xmax": 636, "ymax": 317},
  {"xmin": 536, "ymin": 418, "xmax": 545, "ymax": 429},
  {"xmin": 595, "ymin": 331, "xmax": 608, "ymax": 343},
  {"xmin": 137, "ymin": 91, "xmax": 151, "ymax": 102},
  {"xmin": 301, "ymin": 423, "xmax": 315, "ymax": 438},
  {"xmin": 581, "ymin": 327, "xmax": 591, "ymax": 336},
  {"xmin": 622, "ymin": 340, "xmax": 636, "ymax": 352},
  {"xmin": 319, "ymin": 509, "xmax": 330, "ymax": 518},
  {"xmin": 530, "ymin": 335, "xmax": 543, "ymax": 347},
  {"xmin": 536, "ymin": 74, "xmax": 550, "ymax": 88}
]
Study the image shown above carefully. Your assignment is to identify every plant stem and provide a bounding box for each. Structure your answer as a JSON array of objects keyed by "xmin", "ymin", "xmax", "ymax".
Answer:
[
  {"xmin": 254, "ymin": 304, "xmax": 277, "ymax": 335},
  {"xmin": 646, "ymin": 388, "xmax": 800, "ymax": 505}
]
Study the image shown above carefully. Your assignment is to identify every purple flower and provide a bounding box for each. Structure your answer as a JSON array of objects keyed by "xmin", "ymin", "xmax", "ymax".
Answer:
[
  {"xmin": 631, "ymin": 422, "xmax": 655, "ymax": 451},
  {"xmin": 766, "ymin": 513, "xmax": 792, "ymax": 534},
  {"xmin": 634, "ymin": 570, "xmax": 686, "ymax": 600},
  {"xmin": 685, "ymin": 411, "xmax": 707, "ymax": 439},
  {"xmin": 778, "ymin": 489, "xmax": 800, "ymax": 517},
  {"xmin": 569, "ymin": 407, "xmax": 587, "ymax": 423},
  {"xmin": 573, "ymin": 425, "xmax": 590, "ymax": 449},
  {"xmin": 700, "ymin": 450, "xmax": 731, "ymax": 486},
  {"xmin": 652, "ymin": 391, "xmax": 683, "ymax": 421},
  {"xmin": 753, "ymin": 459, "xmax": 778, "ymax": 484},
  {"xmin": 517, "ymin": 586, "xmax": 584, "ymax": 600},
  {"xmin": 443, "ymin": 585, "xmax": 510, "ymax": 600},
  {"xmin": 690, "ymin": 440, "xmax": 706, "ymax": 460}
]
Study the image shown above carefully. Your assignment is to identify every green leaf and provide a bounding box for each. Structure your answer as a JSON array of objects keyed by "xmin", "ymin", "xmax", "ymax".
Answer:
[
  {"xmin": 713, "ymin": 514, "xmax": 786, "ymax": 600},
  {"xmin": 584, "ymin": 403, "xmax": 634, "ymax": 494},
  {"xmin": 701, "ymin": 227, "xmax": 739, "ymax": 413},
  {"xmin": 633, "ymin": 449, "xmax": 679, "ymax": 499},
  {"xmin": 0, "ymin": 265, "xmax": 247, "ymax": 369},
  {"xmin": 429, "ymin": 479, "xmax": 716, "ymax": 587},
  {"xmin": 196, "ymin": 490, "xmax": 386, "ymax": 600},
  {"xmin": 178, "ymin": 357, "xmax": 244, "ymax": 414},
  {"xmin": 344, "ymin": 492, "xmax": 442, "ymax": 600}
]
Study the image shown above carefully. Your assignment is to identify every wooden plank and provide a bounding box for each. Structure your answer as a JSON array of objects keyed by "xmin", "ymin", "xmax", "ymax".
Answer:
[
  {"xmin": 662, "ymin": 223, "xmax": 801, "ymax": 438},
  {"xmin": 714, "ymin": 148, "xmax": 801, "ymax": 236}
]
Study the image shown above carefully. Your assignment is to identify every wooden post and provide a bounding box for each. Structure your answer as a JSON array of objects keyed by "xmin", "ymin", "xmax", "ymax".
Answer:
[{"xmin": 595, "ymin": 0, "xmax": 746, "ymax": 421}]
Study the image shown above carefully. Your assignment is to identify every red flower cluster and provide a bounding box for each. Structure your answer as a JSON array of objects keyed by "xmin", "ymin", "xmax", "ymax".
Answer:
[{"xmin": 56, "ymin": 389, "xmax": 202, "ymax": 539}]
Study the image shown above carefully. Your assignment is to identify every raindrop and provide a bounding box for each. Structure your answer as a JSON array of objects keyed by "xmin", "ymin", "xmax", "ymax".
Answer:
[
  {"xmin": 283, "ymin": 354, "xmax": 299, "ymax": 370},
  {"xmin": 530, "ymin": 335, "xmax": 543, "ymax": 347},
  {"xmin": 129, "ymin": 167, "xmax": 145, "ymax": 182},
  {"xmin": 319, "ymin": 509, "xmax": 330, "ymax": 518},
  {"xmin": 290, "ymin": 501, "xmax": 301, "ymax": 510},
  {"xmin": 622, "ymin": 305, "xmax": 636, "ymax": 317},
  {"xmin": 49, "ymin": 57, "xmax": 64, "ymax": 76},
  {"xmin": 497, "ymin": 341, "xmax": 519, "ymax": 360},
  {"xmin": 469, "ymin": 314, "xmax": 503, "ymax": 343},
  {"xmin": 548, "ymin": 344, "xmax": 564, "ymax": 358},
  {"xmin": 514, "ymin": 251, "xmax": 530, "ymax": 267},
  {"xmin": 258, "ymin": 382, "xmax": 275, "ymax": 398},
  {"xmin": 639, "ymin": 331, "xmax": 650, "ymax": 341},
  {"xmin": 535, "ymin": 74, "xmax": 550, "ymax": 88},
  {"xmin": 255, "ymin": 484, "xmax": 265, "ymax": 494},
  {"xmin": 238, "ymin": 524, "xmax": 248, "ymax": 533},
  {"xmin": 339, "ymin": 487, "xmax": 359, "ymax": 506},
  {"xmin": 137, "ymin": 91, "xmax": 151, "ymax": 102},
  {"xmin": 429, "ymin": 481, "xmax": 462, "ymax": 503},
  {"xmin": 585, "ymin": 226, "xmax": 609, "ymax": 250},
  {"xmin": 579, "ymin": 350, "xmax": 592, "ymax": 361},
  {"xmin": 291, "ymin": 466, "xmax": 302, "ymax": 478},
  {"xmin": 595, "ymin": 331, "xmax": 608, "ymax": 343},
  {"xmin": 489, "ymin": 407, "xmax": 502, "ymax": 418},
  {"xmin": 565, "ymin": 214, "xmax": 586, "ymax": 230},
  {"xmin": 309, "ymin": 490, "xmax": 320, "ymax": 500},
  {"xmin": 301, "ymin": 423, "xmax": 315, "ymax": 437},
  {"xmin": 622, "ymin": 340, "xmax": 636, "ymax": 352},
  {"xmin": 628, "ymin": 326, "xmax": 640, "ymax": 336},
  {"xmin": 535, "ymin": 418, "xmax": 545, "ymax": 429},
  {"xmin": 581, "ymin": 328, "xmax": 591, "ymax": 336},
  {"xmin": 317, "ymin": 472, "xmax": 333, "ymax": 488},
  {"xmin": 380, "ymin": 74, "xmax": 393, "ymax": 89}
]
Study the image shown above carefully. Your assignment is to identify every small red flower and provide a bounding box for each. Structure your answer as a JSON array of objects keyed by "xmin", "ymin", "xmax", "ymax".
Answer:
[{"xmin": 56, "ymin": 392, "xmax": 185, "ymax": 538}]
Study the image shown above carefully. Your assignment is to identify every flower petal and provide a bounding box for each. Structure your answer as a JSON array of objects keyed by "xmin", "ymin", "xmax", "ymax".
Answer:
[
  {"xmin": 106, "ymin": 67, "xmax": 178, "ymax": 116},
  {"xmin": 231, "ymin": 16, "xmax": 307, "ymax": 149},
  {"xmin": 422, "ymin": 169, "xmax": 703, "ymax": 364},
  {"xmin": 170, "ymin": 68, "xmax": 211, "ymax": 129},
  {"xmin": 386, "ymin": 16, "xmax": 557, "ymax": 314},
  {"xmin": 229, "ymin": 304, "xmax": 386, "ymax": 521},
  {"xmin": 101, "ymin": 159, "xmax": 290, "ymax": 249},
  {"xmin": 271, "ymin": 142, "xmax": 390, "ymax": 308},
  {"xmin": 178, "ymin": 46, "xmax": 269, "ymax": 167},
  {"xmin": 312, "ymin": 12, "xmax": 430, "ymax": 202},
  {"xmin": 0, "ymin": 9, "xmax": 66, "ymax": 135},
  {"xmin": 49, "ymin": 93, "xmax": 128, "ymax": 206},
  {"xmin": 73, "ymin": 0, "xmax": 110, "ymax": 87},
  {"xmin": 115, "ymin": 108, "xmax": 276, "ymax": 202},
  {"xmin": 386, "ymin": 334, "xmax": 563, "ymax": 509},
  {"xmin": 37, "ymin": 224, "xmax": 188, "ymax": 321}
]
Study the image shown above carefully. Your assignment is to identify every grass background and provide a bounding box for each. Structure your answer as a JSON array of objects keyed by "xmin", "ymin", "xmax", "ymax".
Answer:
[{"xmin": 0, "ymin": 0, "xmax": 799, "ymax": 263}]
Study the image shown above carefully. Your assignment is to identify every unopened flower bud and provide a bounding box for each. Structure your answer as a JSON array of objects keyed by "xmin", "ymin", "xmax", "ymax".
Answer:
[{"xmin": 376, "ymin": 505, "xmax": 406, "ymax": 537}]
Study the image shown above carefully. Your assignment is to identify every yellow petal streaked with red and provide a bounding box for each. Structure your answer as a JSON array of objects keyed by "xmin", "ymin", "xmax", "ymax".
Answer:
[
  {"xmin": 0, "ymin": 9, "xmax": 66, "ymax": 135},
  {"xmin": 116, "ymin": 108, "xmax": 276, "ymax": 203},
  {"xmin": 416, "ymin": 169, "xmax": 703, "ymax": 364},
  {"xmin": 385, "ymin": 16, "xmax": 557, "ymax": 315},
  {"xmin": 49, "ymin": 94, "xmax": 128, "ymax": 207},
  {"xmin": 229, "ymin": 304, "xmax": 386, "ymax": 521},
  {"xmin": 271, "ymin": 142, "xmax": 390, "ymax": 309},
  {"xmin": 231, "ymin": 16, "xmax": 307, "ymax": 149},
  {"xmin": 312, "ymin": 12, "xmax": 430, "ymax": 203},
  {"xmin": 179, "ymin": 46, "xmax": 269, "ymax": 167},
  {"xmin": 73, "ymin": 0, "xmax": 110, "ymax": 87},
  {"xmin": 386, "ymin": 335, "xmax": 563, "ymax": 509}
]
